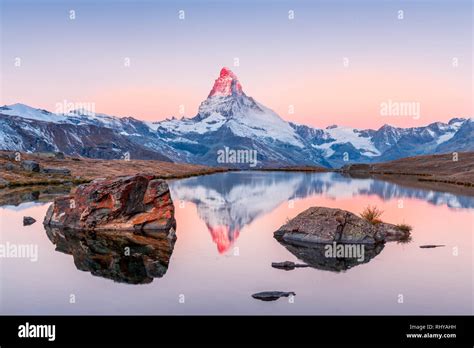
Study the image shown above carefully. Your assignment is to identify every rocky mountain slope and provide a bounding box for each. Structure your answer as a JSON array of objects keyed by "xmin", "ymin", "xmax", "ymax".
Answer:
[{"xmin": 1, "ymin": 68, "xmax": 472, "ymax": 168}]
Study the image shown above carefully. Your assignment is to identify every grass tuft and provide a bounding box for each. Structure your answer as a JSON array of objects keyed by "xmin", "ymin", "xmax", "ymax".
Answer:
[
  {"xmin": 360, "ymin": 205, "xmax": 384, "ymax": 225},
  {"xmin": 396, "ymin": 223, "xmax": 413, "ymax": 233}
]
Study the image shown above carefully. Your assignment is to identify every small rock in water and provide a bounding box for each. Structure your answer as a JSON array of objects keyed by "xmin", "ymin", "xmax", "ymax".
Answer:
[
  {"xmin": 252, "ymin": 291, "xmax": 295, "ymax": 301},
  {"xmin": 23, "ymin": 216, "xmax": 37, "ymax": 226},
  {"xmin": 271, "ymin": 261, "xmax": 309, "ymax": 270},
  {"xmin": 419, "ymin": 245, "xmax": 445, "ymax": 248}
]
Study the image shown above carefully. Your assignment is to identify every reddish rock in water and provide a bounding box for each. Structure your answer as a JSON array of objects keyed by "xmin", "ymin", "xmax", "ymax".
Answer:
[{"xmin": 43, "ymin": 174, "xmax": 175, "ymax": 231}]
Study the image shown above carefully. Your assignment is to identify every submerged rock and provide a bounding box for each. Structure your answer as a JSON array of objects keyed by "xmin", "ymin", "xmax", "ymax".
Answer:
[
  {"xmin": 271, "ymin": 261, "xmax": 309, "ymax": 270},
  {"xmin": 45, "ymin": 225, "xmax": 176, "ymax": 284},
  {"xmin": 273, "ymin": 206, "xmax": 411, "ymax": 272},
  {"xmin": 43, "ymin": 174, "xmax": 175, "ymax": 231},
  {"xmin": 252, "ymin": 291, "xmax": 295, "ymax": 301},
  {"xmin": 23, "ymin": 216, "xmax": 37, "ymax": 226}
]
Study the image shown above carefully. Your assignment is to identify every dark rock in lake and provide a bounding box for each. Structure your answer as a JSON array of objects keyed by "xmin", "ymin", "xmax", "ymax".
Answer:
[
  {"xmin": 273, "ymin": 206, "xmax": 410, "ymax": 272},
  {"xmin": 41, "ymin": 167, "xmax": 71, "ymax": 175},
  {"xmin": 43, "ymin": 173, "xmax": 175, "ymax": 231},
  {"xmin": 252, "ymin": 291, "xmax": 295, "ymax": 301},
  {"xmin": 274, "ymin": 206, "xmax": 409, "ymax": 245},
  {"xmin": 21, "ymin": 160, "xmax": 40, "ymax": 172},
  {"xmin": 45, "ymin": 225, "xmax": 176, "ymax": 284},
  {"xmin": 419, "ymin": 245, "xmax": 445, "ymax": 248},
  {"xmin": 23, "ymin": 216, "xmax": 37, "ymax": 226},
  {"xmin": 271, "ymin": 261, "xmax": 309, "ymax": 270}
]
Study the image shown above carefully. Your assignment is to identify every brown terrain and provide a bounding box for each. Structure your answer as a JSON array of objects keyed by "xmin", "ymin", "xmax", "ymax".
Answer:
[
  {"xmin": 259, "ymin": 165, "xmax": 329, "ymax": 172},
  {"xmin": 339, "ymin": 152, "xmax": 474, "ymax": 195},
  {"xmin": 0, "ymin": 150, "xmax": 228, "ymax": 206},
  {"xmin": 1, "ymin": 150, "xmax": 473, "ymax": 206},
  {"xmin": 0, "ymin": 150, "xmax": 227, "ymax": 187}
]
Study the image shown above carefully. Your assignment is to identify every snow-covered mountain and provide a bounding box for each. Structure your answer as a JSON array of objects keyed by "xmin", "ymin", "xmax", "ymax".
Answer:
[
  {"xmin": 0, "ymin": 104, "xmax": 174, "ymax": 161},
  {"xmin": 0, "ymin": 67, "xmax": 472, "ymax": 167}
]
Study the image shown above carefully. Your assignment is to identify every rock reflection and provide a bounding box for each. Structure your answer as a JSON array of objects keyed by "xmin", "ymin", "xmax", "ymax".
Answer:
[
  {"xmin": 274, "ymin": 240, "xmax": 385, "ymax": 272},
  {"xmin": 45, "ymin": 226, "xmax": 176, "ymax": 284}
]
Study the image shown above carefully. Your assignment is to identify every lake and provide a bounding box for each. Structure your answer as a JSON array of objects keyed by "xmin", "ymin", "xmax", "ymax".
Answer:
[{"xmin": 0, "ymin": 171, "xmax": 472, "ymax": 315}]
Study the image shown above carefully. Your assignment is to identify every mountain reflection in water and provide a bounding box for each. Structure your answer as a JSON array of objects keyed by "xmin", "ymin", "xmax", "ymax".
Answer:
[{"xmin": 169, "ymin": 171, "xmax": 473, "ymax": 253}]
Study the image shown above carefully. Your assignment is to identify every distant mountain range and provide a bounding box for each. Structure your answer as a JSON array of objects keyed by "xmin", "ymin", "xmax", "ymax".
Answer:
[{"xmin": 1, "ymin": 67, "xmax": 472, "ymax": 168}]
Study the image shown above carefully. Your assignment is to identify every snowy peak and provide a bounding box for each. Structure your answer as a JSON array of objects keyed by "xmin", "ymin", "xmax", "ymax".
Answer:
[
  {"xmin": 208, "ymin": 67, "xmax": 243, "ymax": 97},
  {"xmin": 0, "ymin": 103, "xmax": 66, "ymax": 123}
]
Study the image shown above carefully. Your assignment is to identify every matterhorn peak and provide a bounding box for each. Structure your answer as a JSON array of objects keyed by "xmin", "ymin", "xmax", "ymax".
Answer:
[{"xmin": 208, "ymin": 67, "xmax": 243, "ymax": 97}]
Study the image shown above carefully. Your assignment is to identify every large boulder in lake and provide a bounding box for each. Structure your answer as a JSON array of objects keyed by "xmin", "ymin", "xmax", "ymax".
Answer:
[
  {"xmin": 273, "ymin": 207, "xmax": 410, "ymax": 272},
  {"xmin": 274, "ymin": 206, "xmax": 408, "ymax": 245},
  {"xmin": 43, "ymin": 174, "xmax": 175, "ymax": 231}
]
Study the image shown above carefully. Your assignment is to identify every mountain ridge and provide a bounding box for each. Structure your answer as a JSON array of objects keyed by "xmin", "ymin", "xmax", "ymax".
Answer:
[{"xmin": 1, "ymin": 68, "xmax": 472, "ymax": 168}]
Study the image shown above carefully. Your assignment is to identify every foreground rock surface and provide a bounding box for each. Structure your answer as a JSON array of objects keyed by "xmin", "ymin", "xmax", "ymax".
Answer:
[
  {"xmin": 252, "ymin": 291, "xmax": 295, "ymax": 301},
  {"xmin": 43, "ymin": 174, "xmax": 175, "ymax": 231},
  {"xmin": 274, "ymin": 206, "xmax": 409, "ymax": 245}
]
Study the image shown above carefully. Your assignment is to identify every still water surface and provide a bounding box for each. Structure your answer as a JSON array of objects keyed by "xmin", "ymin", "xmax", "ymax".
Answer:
[{"xmin": 0, "ymin": 172, "xmax": 472, "ymax": 314}]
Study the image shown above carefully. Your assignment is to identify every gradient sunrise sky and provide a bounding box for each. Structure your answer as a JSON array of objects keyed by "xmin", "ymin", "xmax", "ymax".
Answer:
[{"xmin": 1, "ymin": 0, "xmax": 472, "ymax": 129}]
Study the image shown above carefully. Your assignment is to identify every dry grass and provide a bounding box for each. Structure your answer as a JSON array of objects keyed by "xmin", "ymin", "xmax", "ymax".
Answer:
[
  {"xmin": 368, "ymin": 152, "xmax": 474, "ymax": 185},
  {"xmin": 396, "ymin": 223, "xmax": 413, "ymax": 233},
  {"xmin": 360, "ymin": 205, "xmax": 384, "ymax": 225},
  {"xmin": 0, "ymin": 151, "xmax": 229, "ymax": 187},
  {"xmin": 396, "ymin": 234, "xmax": 413, "ymax": 245}
]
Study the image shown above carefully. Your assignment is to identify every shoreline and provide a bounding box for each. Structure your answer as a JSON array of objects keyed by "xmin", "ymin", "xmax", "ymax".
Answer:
[{"xmin": 1, "ymin": 151, "xmax": 473, "ymax": 196}]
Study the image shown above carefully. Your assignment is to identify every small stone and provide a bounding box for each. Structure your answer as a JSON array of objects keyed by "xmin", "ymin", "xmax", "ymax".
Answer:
[
  {"xmin": 271, "ymin": 261, "xmax": 308, "ymax": 270},
  {"xmin": 252, "ymin": 291, "xmax": 295, "ymax": 301},
  {"xmin": 55, "ymin": 152, "xmax": 65, "ymax": 159},
  {"xmin": 21, "ymin": 160, "xmax": 40, "ymax": 172},
  {"xmin": 23, "ymin": 216, "xmax": 37, "ymax": 226},
  {"xmin": 0, "ymin": 177, "xmax": 9, "ymax": 187},
  {"xmin": 41, "ymin": 167, "xmax": 71, "ymax": 175},
  {"xmin": 419, "ymin": 245, "xmax": 445, "ymax": 248},
  {"xmin": 5, "ymin": 162, "xmax": 19, "ymax": 171}
]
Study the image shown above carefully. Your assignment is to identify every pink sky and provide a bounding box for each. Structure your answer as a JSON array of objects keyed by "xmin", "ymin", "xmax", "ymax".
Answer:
[{"xmin": 1, "ymin": 0, "xmax": 472, "ymax": 129}]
